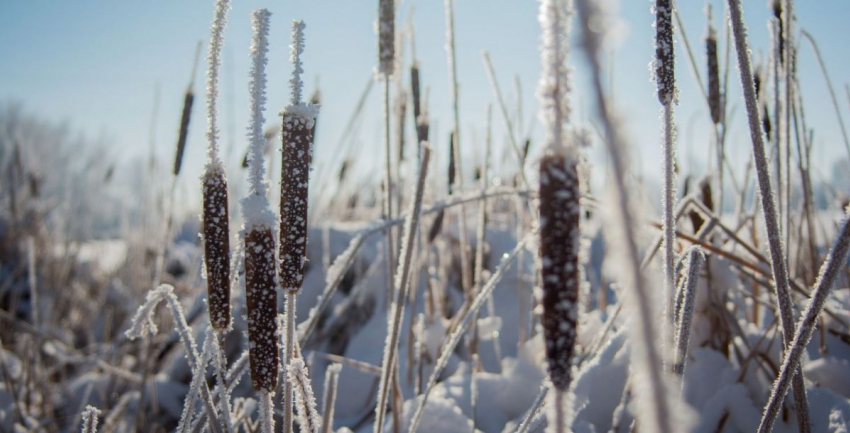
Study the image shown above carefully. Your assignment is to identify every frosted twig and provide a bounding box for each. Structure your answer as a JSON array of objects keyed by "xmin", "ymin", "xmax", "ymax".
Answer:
[
  {"xmin": 799, "ymin": 30, "xmax": 850, "ymax": 161},
  {"xmin": 81, "ymin": 405, "xmax": 101, "ymax": 433},
  {"xmin": 321, "ymin": 363, "xmax": 341, "ymax": 433},
  {"xmin": 408, "ymin": 231, "xmax": 536, "ymax": 433},
  {"xmin": 515, "ymin": 383, "xmax": 549, "ymax": 433},
  {"xmin": 483, "ymin": 51, "xmax": 530, "ymax": 189},
  {"xmin": 758, "ymin": 211, "xmax": 850, "ymax": 432},
  {"xmin": 289, "ymin": 20, "xmax": 306, "ymax": 105},
  {"xmin": 673, "ymin": 247, "xmax": 704, "ymax": 377},
  {"xmin": 375, "ymin": 144, "xmax": 431, "ymax": 433},
  {"xmin": 125, "ymin": 285, "xmax": 223, "ymax": 433},
  {"xmin": 726, "ymin": 0, "xmax": 811, "ymax": 428},
  {"xmin": 205, "ymin": 0, "xmax": 230, "ymax": 167},
  {"xmin": 288, "ymin": 358, "xmax": 321, "ymax": 433}
]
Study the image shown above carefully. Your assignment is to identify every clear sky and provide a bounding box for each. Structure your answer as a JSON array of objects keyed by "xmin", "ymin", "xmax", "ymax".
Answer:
[{"xmin": 1, "ymin": 1, "xmax": 848, "ymax": 213}]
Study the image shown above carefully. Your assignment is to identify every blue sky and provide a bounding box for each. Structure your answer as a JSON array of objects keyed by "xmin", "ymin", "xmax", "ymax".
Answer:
[{"xmin": 1, "ymin": 1, "xmax": 848, "ymax": 212}]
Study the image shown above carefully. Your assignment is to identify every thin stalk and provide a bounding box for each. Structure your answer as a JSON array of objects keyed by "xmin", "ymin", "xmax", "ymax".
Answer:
[
  {"xmin": 375, "ymin": 145, "xmax": 431, "ymax": 433},
  {"xmin": 576, "ymin": 1, "xmax": 673, "ymax": 431},
  {"xmin": 799, "ymin": 30, "xmax": 850, "ymax": 161},
  {"xmin": 758, "ymin": 211, "xmax": 850, "ymax": 432},
  {"xmin": 321, "ymin": 364, "xmax": 341, "ymax": 433}
]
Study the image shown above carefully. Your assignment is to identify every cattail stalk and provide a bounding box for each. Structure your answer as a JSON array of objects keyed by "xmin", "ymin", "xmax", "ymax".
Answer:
[
  {"xmin": 203, "ymin": 0, "xmax": 233, "ymax": 332},
  {"xmin": 242, "ymin": 9, "xmax": 280, "ymax": 408},
  {"xmin": 575, "ymin": 0, "xmax": 674, "ymax": 431},
  {"xmin": 321, "ymin": 363, "xmax": 342, "ymax": 433},
  {"xmin": 758, "ymin": 210, "xmax": 850, "ymax": 432},
  {"xmin": 725, "ymin": 1, "xmax": 811, "ymax": 430},
  {"xmin": 445, "ymin": 0, "xmax": 474, "ymax": 302},
  {"xmin": 800, "ymin": 30, "xmax": 850, "ymax": 161},
  {"xmin": 375, "ymin": 144, "xmax": 431, "ymax": 433},
  {"xmin": 673, "ymin": 247, "xmax": 705, "ymax": 377}
]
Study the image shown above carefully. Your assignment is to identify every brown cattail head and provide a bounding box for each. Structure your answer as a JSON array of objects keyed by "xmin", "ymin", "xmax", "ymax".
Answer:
[
  {"xmin": 378, "ymin": 0, "xmax": 395, "ymax": 77},
  {"xmin": 173, "ymin": 91, "xmax": 194, "ymax": 176},
  {"xmin": 202, "ymin": 165, "xmax": 232, "ymax": 331},
  {"xmin": 706, "ymin": 7, "xmax": 721, "ymax": 125},
  {"xmin": 655, "ymin": 0, "xmax": 675, "ymax": 106},
  {"xmin": 244, "ymin": 225, "xmax": 280, "ymax": 391},
  {"xmin": 279, "ymin": 107, "xmax": 318, "ymax": 293},
  {"xmin": 396, "ymin": 90, "xmax": 407, "ymax": 162},
  {"xmin": 770, "ymin": 0, "xmax": 784, "ymax": 65},
  {"xmin": 539, "ymin": 152, "xmax": 580, "ymax": 392},
  {"xmin": 411, "ymin": 63, "xmax": 429, "ymax": 146}
]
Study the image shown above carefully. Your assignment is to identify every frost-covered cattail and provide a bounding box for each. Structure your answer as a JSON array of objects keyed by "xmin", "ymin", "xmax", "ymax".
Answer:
[
  {"xmin": 539, "ymin": 151, "xmax": 580, "ymax": 393},
  {"xmin": 279, "ymin": 21, "xmax": 318, "ymax": 294},
  {"xmin": 705, "ymin": 5, "xmax": 721, "ymax": 125},
  {"xmin": 378, "ymin": 0, "xmax": 395, "ymax": 77},
  {"xmin": 241, "ymin": 8, "xmax": 279, "ymax": 394},
  {"xmin": 202, "ymin": 0, "xmax": 233, "ymax": 332},
  {"xmin": 655, "ymin": 0, "xmax": 678, "ymax": 356},
  {"xmin": 280, "ymin": 20, "xmax": 319, "ymax": 433},
  {"xmin": 654, "ymin": 0, "xmax": 675, "ymax": 105}
]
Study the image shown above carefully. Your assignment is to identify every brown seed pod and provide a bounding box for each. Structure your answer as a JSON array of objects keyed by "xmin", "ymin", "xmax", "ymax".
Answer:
[
  {"xmin": 706, "ymin": 27, "xmax": 721, "ymax": 125},
  {"xmin": 245, "ymin": 226, "xmax": 280, "ymax": 392},
  {"xmin": 279, "ymin": 110, "xmax": 315, "ymax": 293},
  {"xmin": 539, "ymin": 153, "xmax": 580, "ymax": 392},
  {"xmin": 655, "ymin": 0, "xmax": 675, "ymax": 105},
  {"xmin": 378, "ymin": 0, "xmax": 395, "ymax": 77},
  {"xmin": 173, "ymin": 91, "xmax": 194, "ymax": 176},
  {"xmin": 202, "ymin": 166, "xmax": 232, "ymax": 331}
]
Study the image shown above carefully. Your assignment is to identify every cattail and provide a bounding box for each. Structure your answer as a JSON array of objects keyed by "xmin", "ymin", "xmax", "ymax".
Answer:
[
  {"xmin": 539, "ymin": 152, "xmax": 580, "ymax": 433},
  {"xmin": 378, "ymin": 0, "xmax": 394, "ymax": 77},
  {"xmin": 410, "ymin": 63, "xmax": 428, "ymax": 146},
  {"xmin": 656, "ymin": 0, "xmax": 678, "ymax": 358},
  {"xmin": 655, "ymin": 0, "xmax": 675, "ymax": 105},
  {"xmin": 202, "ymin": 0, "xmax": 232, "ymax": 332},
  {"xmin": 769, "ymin": 0, "xmax": 784, "ymax": 65},
  {"xmin": 241, "ymin": 8, "xmax": 279, "ymax": 394},
  {"xmin": 705, "ymin": 6, "xmax": 721, "ymax": 125},
  {"xmin": 173, "ymin": 42, "xmax": 202, "ymax": 177},
  {"xmin": 279, "ymin": 20, "xmax": 317, "ymax": 295},
  {"xmin": 280, "ymin": 20, "xmax": 318, "ymax": 433},
  {"xmin": 174, "ymin": 92, "xmax": 194, "ymax": 176}
]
